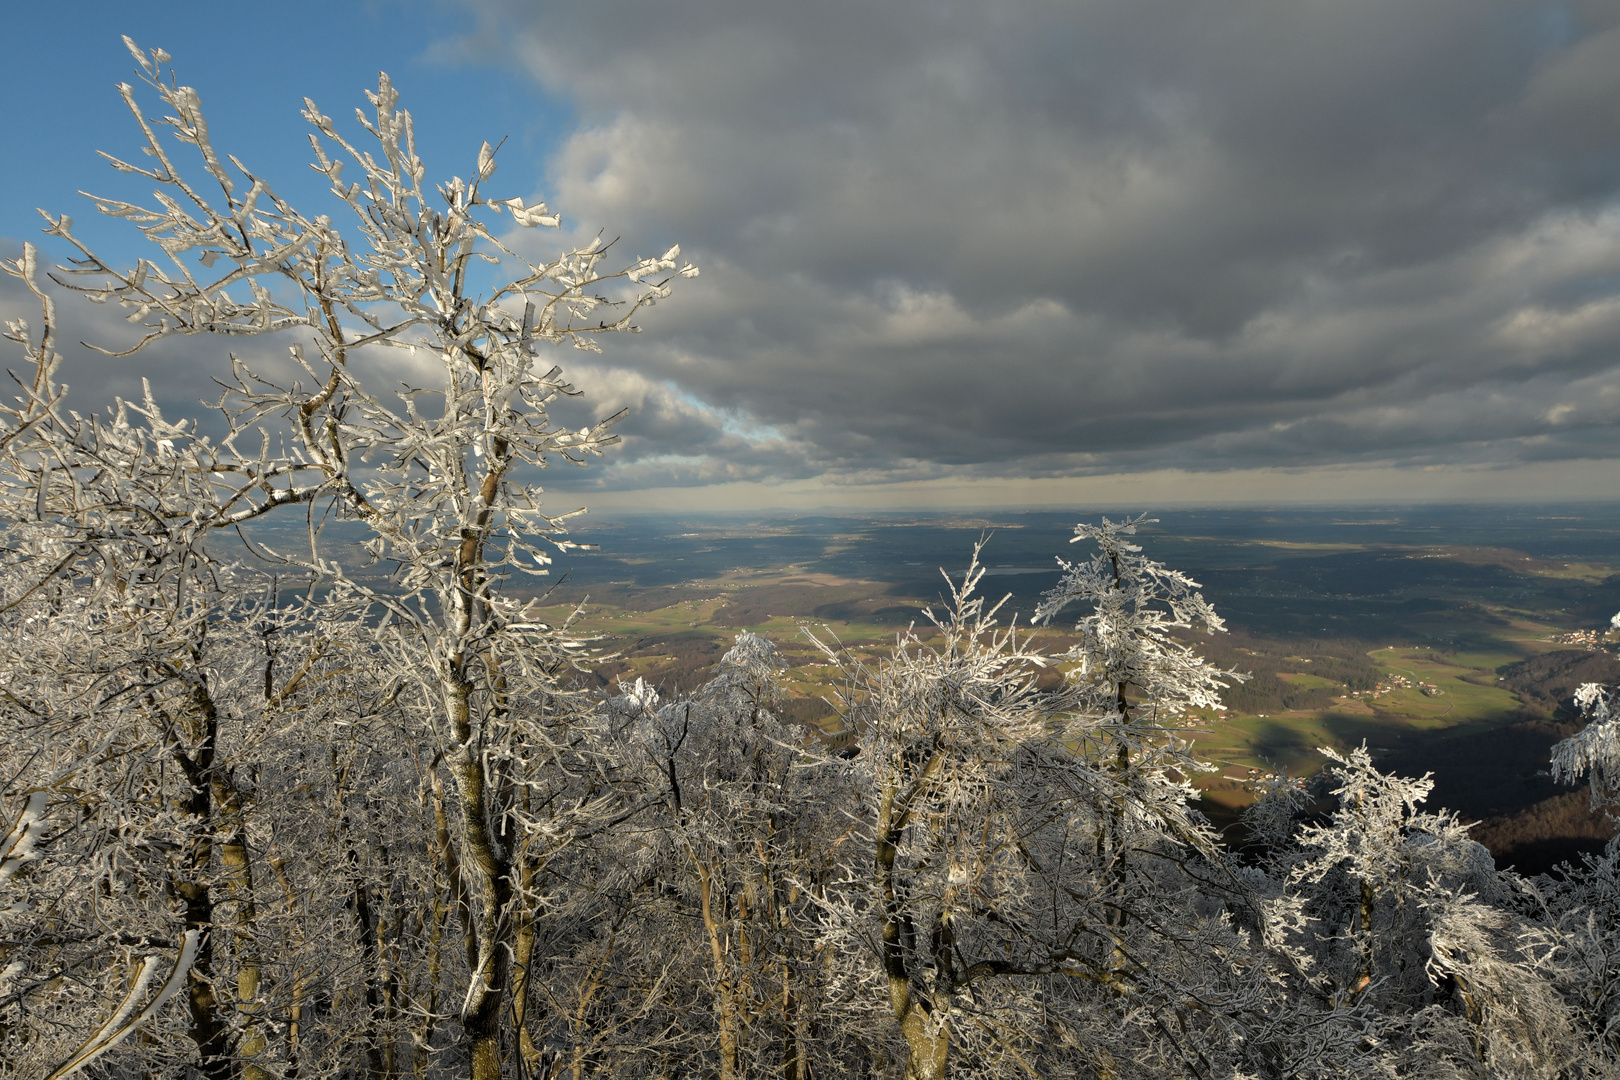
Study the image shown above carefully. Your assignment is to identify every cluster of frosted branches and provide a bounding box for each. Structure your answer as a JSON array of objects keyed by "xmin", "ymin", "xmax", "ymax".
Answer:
[
  {"xmin": 1036, "ymin": 515, "xmax": 1243, "ymax": 725},
  {"xmin": 1553, "ymin": 679, "xmax": 1620, "ymax": 805},
  {"xmin": 1, "ymin": 41, "xmax": 697, "ymax": 1080}
]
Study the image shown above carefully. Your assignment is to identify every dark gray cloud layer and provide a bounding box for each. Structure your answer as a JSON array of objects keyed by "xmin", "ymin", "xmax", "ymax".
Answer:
[
  {"xmin": 7, "ymin": 4, "xmax": 1620, "ymax": 504},
  {"xmin": 462, "ymin": 0, "xmax": 1620, "ymax": 495}
]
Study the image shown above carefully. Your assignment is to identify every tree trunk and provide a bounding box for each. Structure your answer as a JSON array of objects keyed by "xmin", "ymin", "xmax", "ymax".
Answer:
[
  {"xmin": 444, "ymin": 679, "xmax": 514, "ymax": 1080},
  {"xmin": 216, "ymin": 780, "xmax": 268, "ymax": 1080},
  {"xmin": 699, "ymin": 864, "xmax": 741, "ymax": 1080},
  {"xmin": 876, "ymin": 755, "xmax": 953, "ymax": 1080},
  {"xmin": 334, "ymin": 754, "xmax": 389, "ymax": 1080},
  {"xmin": 510, "ymin": 852, "xmax": 544, "ymax": 1074},
  {"xmin": 898, "ymin": 1002, "xmax": 950, "ymax": 1080},
  {"xmin": 781, "ymin": 955, "xmax": 801, "ymax": 1080},
  {"xmin": 270, "ymin": 857, "xmax": 308, "ymax": 1080},
  {"xmin": 417, "ymin": 781, "xmax": 453, "ymax": 1080},
  {"xmin": 171, "ymin": 683, "xmax": 231, "ymax": 1080}
]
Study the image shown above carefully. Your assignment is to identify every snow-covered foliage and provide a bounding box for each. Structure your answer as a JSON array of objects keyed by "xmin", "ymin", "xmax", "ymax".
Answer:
[
  {"xmin": 586, "ymin": 633, "xmax": 868, "ymax": 1079},
  {"xmin": 803, "ymin": 543, "xmax": 1263, "ymax": 1078},
  {"xmin": 1553, "ymin": 679, "xmax": 1620, "ymax": 806},
  {"xmin": 1036, "ymin": 514, "xmax": 1243, "ymax": 725}
]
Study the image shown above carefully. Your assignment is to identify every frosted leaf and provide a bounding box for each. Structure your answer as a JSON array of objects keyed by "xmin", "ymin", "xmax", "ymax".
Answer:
[
  {"xmin": 506, "ymin": 199, "xmax": 559, "ymax": 228},
  {"xmin": 0, "ymin": 791, "xmax": 49, "ymax": 884},
  {"xmin": 0, "ymin": 960, "xmax": 23, "ymax": 998},
  {"xmin": 1575, "ymin": 682, "xmax": 1608, "ymax": 715},
  {"xmin": 121, "ymin": 36, "xmax": 147, "ymax": 70},
  {"xmin": 617, "ymin": 677, "xmax": 660, "ymax": 714}
]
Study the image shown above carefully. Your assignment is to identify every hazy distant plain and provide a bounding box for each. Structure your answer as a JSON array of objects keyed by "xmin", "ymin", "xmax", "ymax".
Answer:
[{"xmin": 243, "ymin": 503, "xmax": 1620, "ymax": 867}]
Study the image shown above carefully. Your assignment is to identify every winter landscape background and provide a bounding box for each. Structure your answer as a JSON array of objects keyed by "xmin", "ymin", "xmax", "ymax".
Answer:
[{"xmin": 9, "ymin": 3, "xmax": 1620, "ymax": 1076}]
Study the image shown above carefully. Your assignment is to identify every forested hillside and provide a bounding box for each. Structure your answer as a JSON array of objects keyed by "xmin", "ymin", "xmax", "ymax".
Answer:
[
  {"xmin": 10, "ymin": 47, "xmax": 1620, "ymax": 1079},
  {"xmin": 1500, "ymin": 650, "xmax": 1620, "ymax": 714}
]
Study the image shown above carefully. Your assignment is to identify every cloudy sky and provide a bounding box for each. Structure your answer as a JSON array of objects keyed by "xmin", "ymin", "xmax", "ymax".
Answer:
[{"xmin": 5, "ymin": 1, "xmax": 1620, "ymax": 509}]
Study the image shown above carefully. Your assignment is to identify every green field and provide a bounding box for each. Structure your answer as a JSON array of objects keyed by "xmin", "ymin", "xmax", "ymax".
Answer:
[
  {"xmin": 528, "ymin": 568, "xmax": 928, "ymax": 728},
  {"xmin": 1191, "ymin": 641, "xmax": 1543, "ymax": 818}
]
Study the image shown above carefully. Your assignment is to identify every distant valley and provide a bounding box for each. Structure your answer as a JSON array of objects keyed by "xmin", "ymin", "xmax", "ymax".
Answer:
[{"xmin": 248, "ymin": 503, "xmax": 1620, "ymax": 874}]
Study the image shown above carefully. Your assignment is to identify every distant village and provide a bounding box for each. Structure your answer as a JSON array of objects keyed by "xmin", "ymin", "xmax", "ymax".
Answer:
[
  {"xmin": 1550, "ymin": 628, "xmax": 1615, "ymax": 648},
  {"xmin": 1348, "ymin": 672, "xmax": 1444, "ymax": 700}
]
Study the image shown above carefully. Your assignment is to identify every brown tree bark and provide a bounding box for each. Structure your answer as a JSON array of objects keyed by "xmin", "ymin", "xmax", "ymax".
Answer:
[{"xmin": 443, "ymin": 679, "xmax": 514, "ymax": 1080}]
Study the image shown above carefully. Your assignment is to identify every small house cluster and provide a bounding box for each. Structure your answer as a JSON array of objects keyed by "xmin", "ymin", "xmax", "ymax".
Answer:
[
  {"xmin": 1552, "ymin": 628, "xmax": 1610, "ymax": 648},
  {"xmin": 1348, "ymin": 673, "xmax": 1444, "ymax": 700}
]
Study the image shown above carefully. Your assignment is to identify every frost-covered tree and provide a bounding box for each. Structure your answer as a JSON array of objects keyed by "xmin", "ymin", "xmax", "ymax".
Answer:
[
  {"xmin": 2, "ymin": 38, "xmax": 694, "ymax": 1080},
  {"xmin": 1033, "ymin": 514, "xmax": 1238, "ymax": 783},
  {"xmin": 1033, "ymin": 515, "xmax": 1242, "ymax": 1003},
  {"xmin": 0, "ymin": 240, "xmax": 263, "ymax": 1079},
  {"xmin": 0, "ymin": 253, "xmax": 456, "ymax": 1079},
  {"xmin": 1552, "ymin": 617, "xmax": 1620, "ymax": 807},
  {"xmin": 807, "ymin": 536, "xmax": 1277, "ymax": 1079},
  {"xmin": 1250, "ymin": 746, "xmax": 1607, "ymax": 1078},
  {"xmin": 807, "ymin": 545, "xmax": 1064, "ymax": 1077},
  {"xmin": 590, "ymin": 633, "xmax": 867, "ymax": 1079},
  {"xmin": 1537, "ymin": 613, "xmax": 1620, "ymax": 1070}
]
